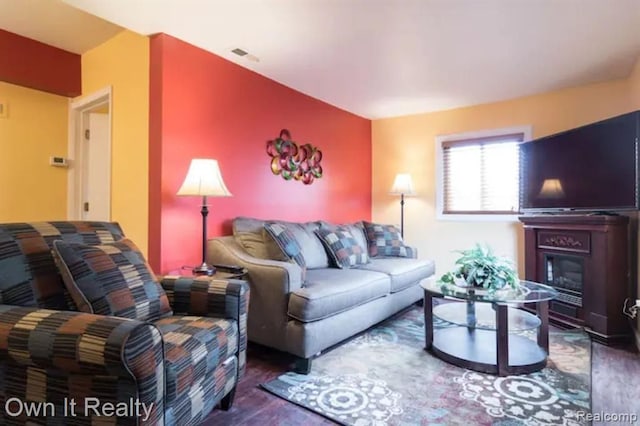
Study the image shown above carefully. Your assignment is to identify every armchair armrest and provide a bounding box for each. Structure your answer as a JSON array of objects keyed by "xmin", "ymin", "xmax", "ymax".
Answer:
[
  {"xmin": 0, "ymin": 305, "xmax": 164, "ymax": 422},
  {"xmin": 159, "ymin": 276, "xmax": 250, "ymax": 320},
  {"xmin": 159, "ymin": 277, "xmax": 249, "ymax": 376}
]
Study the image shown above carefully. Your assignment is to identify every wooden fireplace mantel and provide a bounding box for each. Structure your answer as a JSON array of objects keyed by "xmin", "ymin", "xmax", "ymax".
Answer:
[{"xmin": 519, "ymin": 214, "xmax": 635, "ymax": 345}]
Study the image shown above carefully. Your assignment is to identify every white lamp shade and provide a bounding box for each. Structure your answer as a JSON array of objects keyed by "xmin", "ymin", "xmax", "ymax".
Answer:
[
  {"xmin": 177, "ymin": 159, "xmax": 232, "ymax": 197},
  {"xmin": 538, "ymin": 178, "xmax": 565, "ymax": 199},
  {"xmin": 390, "ymin": 173, "xmax": 416, "ymax": 195}
]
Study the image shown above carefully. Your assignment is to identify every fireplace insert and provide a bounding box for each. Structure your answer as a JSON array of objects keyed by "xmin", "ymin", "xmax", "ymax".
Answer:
[{"xmin": 543, "ymin": 253, "xmax": 583, "ymax": 307}]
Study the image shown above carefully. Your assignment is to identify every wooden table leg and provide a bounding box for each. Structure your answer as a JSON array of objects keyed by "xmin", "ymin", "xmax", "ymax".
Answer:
[
  {"xmin": 424, "ymin": 290, "xmax": 433, "ymax": 350},
  {"xmin": 537, "ymin": 300, "xmax": 549, "ymax": 353},
  {"xmin": 496, "ymin": 303, "xmax": 509, "ymax": 376}
]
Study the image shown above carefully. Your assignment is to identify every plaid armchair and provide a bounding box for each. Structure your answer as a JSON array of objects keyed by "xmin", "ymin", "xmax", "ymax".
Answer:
[{"xmin": 0, "ymin": 222, "xmax": 249, "ymax": 425}]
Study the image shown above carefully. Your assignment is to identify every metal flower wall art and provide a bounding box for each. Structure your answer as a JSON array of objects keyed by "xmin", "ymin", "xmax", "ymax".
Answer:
[{"xmin": 266, "ymin": 129, "xmax": 323, "ymax": 185}]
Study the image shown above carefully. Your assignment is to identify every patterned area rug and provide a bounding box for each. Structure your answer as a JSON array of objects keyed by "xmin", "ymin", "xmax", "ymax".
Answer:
[{"xmin": 261, "ymin": 308, "xmax": 591, "ymax": 425}]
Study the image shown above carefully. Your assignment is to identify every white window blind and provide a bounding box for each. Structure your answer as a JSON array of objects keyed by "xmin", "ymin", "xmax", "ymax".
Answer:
[{"xmin": 442, "ymin": 133, "xmax": 523, "ymax": 214}]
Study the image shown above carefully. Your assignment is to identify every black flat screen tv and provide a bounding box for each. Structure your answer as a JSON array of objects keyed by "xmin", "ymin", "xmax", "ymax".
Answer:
[{"xmin": 520, "ymin": 111, "xmax": 639, "ymax": 212}]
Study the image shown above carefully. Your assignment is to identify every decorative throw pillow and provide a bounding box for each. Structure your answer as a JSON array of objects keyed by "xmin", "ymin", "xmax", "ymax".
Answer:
[
  {"xmin": 362, "ymin": 221, "xmax": 413, "ymax": 258},
  {"xmin": 315, "ymin": 226, "xmax": 369, "ymax": 269},
  {"xmin": 263, "ymin": 222, "xmax": 307, "ymax": 269},
  {"xmin": 52, "ymin": 238, "xmax": 173, "ymax": 322}
]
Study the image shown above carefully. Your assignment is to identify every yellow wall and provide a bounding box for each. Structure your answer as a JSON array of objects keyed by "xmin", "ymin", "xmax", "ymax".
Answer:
[
  {"xmin": 81, "ymin": 30, "xmax": 150, "ymax": 255},
  {"xmin": 372, "ymin": 65, "xmax": 638, "ymax": 277},
  {"xmin": 0, "ymin": 82, "xmax": 68, "ymax": 221}
]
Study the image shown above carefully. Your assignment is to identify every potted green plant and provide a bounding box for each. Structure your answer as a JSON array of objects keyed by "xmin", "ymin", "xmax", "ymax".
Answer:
[{"xmin": 438, "ymin": 244, "xmax": 518, "ymax": 293}]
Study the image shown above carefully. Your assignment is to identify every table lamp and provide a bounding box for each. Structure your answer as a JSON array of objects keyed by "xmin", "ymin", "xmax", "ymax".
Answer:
[
  {"xmin": 390, "ymin": 173, "xmax": 416, "ymax": 238},
  {"xmin": 177, "ymin": 158, "xmax": 232, "ymax": 275}
]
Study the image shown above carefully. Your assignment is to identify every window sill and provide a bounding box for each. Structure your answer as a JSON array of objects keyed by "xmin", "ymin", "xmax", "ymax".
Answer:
[{"xmin": 436, "ymin": 213, "xmax": 521, "ymax": 222}]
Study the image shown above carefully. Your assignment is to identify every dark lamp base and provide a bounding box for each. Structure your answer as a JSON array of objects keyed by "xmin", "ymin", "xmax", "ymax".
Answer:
[{"xmin": 193, "ymin": 262, "xmax": 215, "ymax": 276}]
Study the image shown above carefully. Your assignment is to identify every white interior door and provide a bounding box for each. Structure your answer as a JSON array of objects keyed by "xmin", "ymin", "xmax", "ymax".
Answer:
[{"xmin": 82, "ymin": 112, "xmax": 110, "ymax": 221}]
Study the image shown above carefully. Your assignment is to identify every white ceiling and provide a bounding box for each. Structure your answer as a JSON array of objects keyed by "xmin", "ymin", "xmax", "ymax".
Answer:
[
  {"xmin": 0, "ymin": 0, "xmax": 122, "ymax": 54},
  {"xmin": 24, "ymin": 1, "xmax": 640, "ymax": 118}
]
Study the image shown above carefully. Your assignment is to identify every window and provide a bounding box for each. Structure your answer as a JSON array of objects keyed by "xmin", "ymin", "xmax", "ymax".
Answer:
[{"xmin": 437, "ymin": 128, "xmax": 530, "ymax": 219}]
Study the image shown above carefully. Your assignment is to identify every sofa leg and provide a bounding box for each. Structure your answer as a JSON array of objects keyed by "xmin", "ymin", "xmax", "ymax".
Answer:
[
  {"xmin": 294, "ymin": 357, "xmax": 313, "ymax": 374},
  {"xmin": 219, "ymin": 387, "xmax": 236, "ymax": 411}
]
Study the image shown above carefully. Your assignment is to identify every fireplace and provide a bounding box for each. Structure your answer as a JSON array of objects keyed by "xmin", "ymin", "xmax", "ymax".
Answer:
[
  {"xmin": 543, "ymin": 253, "xmax": 583, "ymax": 307},
  {"xmin": 519, "ymin": 214, "xmax": 634, "ymax": 345}
]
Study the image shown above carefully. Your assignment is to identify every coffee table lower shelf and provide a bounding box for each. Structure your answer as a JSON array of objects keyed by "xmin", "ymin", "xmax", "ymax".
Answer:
[{"xmin": 428, "ymin": 327, "xmax": 547, "ymax": 375}]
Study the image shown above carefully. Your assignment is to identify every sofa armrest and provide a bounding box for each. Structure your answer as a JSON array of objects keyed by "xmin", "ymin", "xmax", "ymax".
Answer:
[
  {"xmin": 0, "ymin": 305, "xmax": 164, "ymax": 421},
  {"xmin": 207, "ymin": 236, "xmax": 303, "ymax": 294},
  {"xmin": 407, "ymin": 245, "xmax": 418, "ymax": 259},
  {"xmin": 206, "ymin": 236, "xmax": 303, "ymax": 352}
]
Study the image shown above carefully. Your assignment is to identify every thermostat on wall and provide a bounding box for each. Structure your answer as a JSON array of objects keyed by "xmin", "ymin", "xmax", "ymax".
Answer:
[{"xmin": 50, "ymin": 156, "xmax": 68, "ymax": 167}]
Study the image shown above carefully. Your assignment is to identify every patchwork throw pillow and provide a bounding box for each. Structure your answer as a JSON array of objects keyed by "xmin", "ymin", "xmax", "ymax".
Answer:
[
  {"xmin": 362, "ymin": 221, "xmax": 413, "ymax": 258},
  {"xmin": 263, "ymin": 222, "xmax": 307, "ymax": 269},
  {"xmin": 53, "ymin": 238, "xmax": 173, "ymax": 322},
  {"xmin": 315, "ymin": 226, "xmax": 369, "ymax": 269}
]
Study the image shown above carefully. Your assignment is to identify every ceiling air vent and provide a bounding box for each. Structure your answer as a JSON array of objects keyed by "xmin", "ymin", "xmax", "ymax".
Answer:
[{"xmin": 231, "ymin": 48, "xmax": 260, "ymax": 63}]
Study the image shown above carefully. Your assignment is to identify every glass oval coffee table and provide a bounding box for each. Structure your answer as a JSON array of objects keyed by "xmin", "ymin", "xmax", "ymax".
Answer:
[{"xmin": 421, "ymin": 279, "xmax": 558, "ymax": 376}]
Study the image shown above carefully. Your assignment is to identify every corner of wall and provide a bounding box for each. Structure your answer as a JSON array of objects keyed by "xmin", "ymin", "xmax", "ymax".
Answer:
[
  {"xmin": 81, "ymin": 30, "xmax": 150, "ymax": 256},
  {"xmin": 148, "ymin": 33, "xmax": 164, "ymax": 271}
]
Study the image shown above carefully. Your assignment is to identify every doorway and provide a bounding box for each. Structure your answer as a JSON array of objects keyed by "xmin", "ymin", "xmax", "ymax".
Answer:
[{"xmin": 67, "ymin": 87, "xmax": 112, "ymax": 221}]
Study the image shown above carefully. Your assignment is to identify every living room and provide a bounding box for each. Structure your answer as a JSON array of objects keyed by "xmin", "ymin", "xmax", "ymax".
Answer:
[{"xmin": 1, "ymin": 0, "xmax": 639, "ymax": 425}]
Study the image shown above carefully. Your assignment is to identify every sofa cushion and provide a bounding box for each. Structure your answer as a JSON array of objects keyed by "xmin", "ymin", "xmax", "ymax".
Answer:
[
  {"xmin": 232, "ymin": 217, "xmax": 287, "ymax": 261},
  {"xmin": 53, "ymin": 238, "xmax": 173, "ymax": 322},
  {"xmin": 315, "ymin": 226, "xmax": 368, "ymax": 269},
  {"xmin": 154, "ymin": 315, "xmax": 238, "ymax": 405},
  {"xmin": 347, "ymin": 222, "xmax": 368, "ymax": 253},
  {"xmin": 232, "ymin": 217, "xmax": 328, "ymax": 268},
  {"xmin": 359, "ymin": 258, "xmax": 435, "ymax": 292},
  {"xmin": 288, "ymin": 268, "xmax": 390, "ymax": 322},
  {"xmin": 362, "ymin": 221, "xmax": 414, "ymax": 258},
  {"xmin": 0, "ymin": 221, "xmax": 125, "ymax": 310},
  {"xmin": 321, "ymin": 221, "xmax": 368, "ymax": 254},
  {"xmin": 264, "ymin": 222, "xmax": 307, "ymax": 269}
]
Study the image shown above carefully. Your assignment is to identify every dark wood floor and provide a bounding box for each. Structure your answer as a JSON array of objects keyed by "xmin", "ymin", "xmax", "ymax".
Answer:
[{"xmin": 204, "ymin": 336, "xmax": 640, "ymax": 426}]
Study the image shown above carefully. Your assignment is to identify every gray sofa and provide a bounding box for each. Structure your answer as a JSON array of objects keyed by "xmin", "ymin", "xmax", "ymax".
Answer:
[{"xmin": 208, "ymin": 217, "xmax": 435, "ymax": 373}]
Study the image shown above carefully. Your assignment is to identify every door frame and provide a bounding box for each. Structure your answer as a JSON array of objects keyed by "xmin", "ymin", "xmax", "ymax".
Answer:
[{"xmin": 67, "ymin": 86, "xmax": 112, "ymax": 220}]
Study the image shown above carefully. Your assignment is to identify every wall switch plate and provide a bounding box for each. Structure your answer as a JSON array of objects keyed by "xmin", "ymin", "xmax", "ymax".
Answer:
[
  {"xmin": 50, "ymin": 156, "xmax": 68, "ymax": 167},
  {"xmin": 636, "ymin": 299, "xmax": 640, "ymax": 308},
  {"xmin": 0, "ymin": 101, "xmax": 7, "ymax": 118}
]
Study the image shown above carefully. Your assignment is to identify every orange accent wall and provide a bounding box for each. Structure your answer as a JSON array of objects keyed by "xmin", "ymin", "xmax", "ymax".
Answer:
[
  {"xmin": 149, "ymin": 34, "xmax": 371, "ymax": 272},
  {"xmin": 0, "ymin": 29, "xmax": 80, "ymax": 97}
]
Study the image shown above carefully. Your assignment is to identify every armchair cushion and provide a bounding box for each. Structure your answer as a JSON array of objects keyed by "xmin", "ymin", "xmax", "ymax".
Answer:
[
  {"xmin": 0, "ymin": 221, "xmax": 124, "ymax": 310},
  {"xmin": 155, "ymin": 316, "xmax": 238, "ymax": 404},
  {"xmin": 315, "ymin": 225, "xmax": 369, "ymax": 269},
  {"xmin": 53, "ymin": 238, "xmax": 172, "ymax": 322},
  {"xmin": 362, "ymin": 221, "xmax": 415, "ymax": 258}
]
